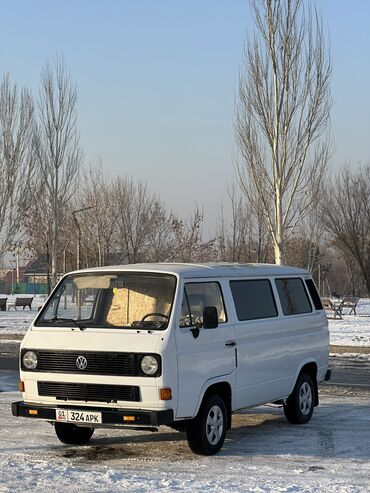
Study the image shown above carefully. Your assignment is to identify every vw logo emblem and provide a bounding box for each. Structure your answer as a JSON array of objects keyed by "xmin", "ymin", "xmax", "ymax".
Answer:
[{"xmin": 76, "ymin": 355, "xmax": 88, "ymax": 370}]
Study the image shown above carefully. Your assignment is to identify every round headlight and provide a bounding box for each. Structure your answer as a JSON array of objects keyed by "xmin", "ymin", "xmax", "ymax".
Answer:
[
  {"xmin": 140, "ymin": 355, "xmax": 158, "ymax": 376},
  {"xmin": 23, "ymin": 351, "xmax": 38, "ymax": 370}
]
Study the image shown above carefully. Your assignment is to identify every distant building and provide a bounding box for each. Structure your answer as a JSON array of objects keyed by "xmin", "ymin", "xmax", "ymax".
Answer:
[
  {"xmin": 0, "ymin": 266, "xmax": 27, "ymax": 294},
  {"xmin": 23, "ymin": 256, "xmax": 50, "ymax": 285},
  {"xmin": 0, "ymin": 257, "xmax": 49, "ymax": 295}
]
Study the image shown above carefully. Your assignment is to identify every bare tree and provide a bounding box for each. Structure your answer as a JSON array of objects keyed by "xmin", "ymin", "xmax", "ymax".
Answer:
[
  {"xmin": 217, "ymin": 183, "xmax": 270, "ymax": 263},
  {"xmin": 323, "ymin": 245, "xmax": 362, "ymax": 298},
  {"xmin": 75, "ymin": 163, "xmax": 115, "ymax": 267},
  {"xmin": 321, "ymin": 165, "xmax": 370, "ymax": 297},
  {"xmin": 146, "ymin": 202, "xmax": 174, "ymax": 263},
  {"xmin": 22, "ymin": 181, "xmax": 53, "ymax": 291},
  {"xmin": 235, "ymin": 0, "xmax": 331, "ymax": 264},
  {"xmin": 168, "ymin": 208, "xmax": 216, "ymax": 263},
  {"xmin": 112, "ymin": 177, "xmax": 161, "ymax": 263},
  {"xmin": 113, "ymin": 180, "xmax": 217, "ymax": 263},
  {"xmin": 218, "ymin": 185, "xmax": 251, "ymax": 263},
  {"xmin": 23, "ymin": 177, "xmax": 76, "ymax": 292},
  {"xmin": 300, "ymin": 210, "xmax": 326, "ymax": 274},
  {"xmin": 34, "ymin": 56, "xmax": 82, "ymax": 286},
  {"xmin": 0, "ymin": 75, "xmax": 34, "ymax": 257}
]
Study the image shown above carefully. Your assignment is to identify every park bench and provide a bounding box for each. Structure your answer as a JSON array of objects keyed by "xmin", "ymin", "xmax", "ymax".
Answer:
[
  {"xmin": 339, "ymin": 296, "xmax": 360, "ymax": 315},
  {"xmin": 321, "ymin": 298, "xmax": 343, "ymax": 320},
  {"xmin": 0, "ymin": 297, "xmax": 7, "ymax": 311},
  {"xmin": 8, "ymin": 296, "xmax": 34, "ymax": 311}
]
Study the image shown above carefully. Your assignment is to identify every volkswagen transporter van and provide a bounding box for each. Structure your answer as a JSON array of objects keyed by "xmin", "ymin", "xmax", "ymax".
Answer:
[{"xmin": 12, "ymin": 263, "xmax": 330, "ymax": 455}]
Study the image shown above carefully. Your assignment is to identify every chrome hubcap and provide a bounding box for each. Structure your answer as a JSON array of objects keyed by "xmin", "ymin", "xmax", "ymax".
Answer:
[
  {"xmin": 299, "ymin": 382, "xmax": 313, "ymax": 415},
  {"xmin": 206, "ymin": 405, "xmax": 224, "ymax": 445}
]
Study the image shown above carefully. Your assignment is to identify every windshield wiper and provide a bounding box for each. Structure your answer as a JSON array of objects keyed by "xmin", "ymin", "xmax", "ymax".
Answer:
[{"xmin": 45, "ymin": 317, "xmax": 86, "ymax": 331}]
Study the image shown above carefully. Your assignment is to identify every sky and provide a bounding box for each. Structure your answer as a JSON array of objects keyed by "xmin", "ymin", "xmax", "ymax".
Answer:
[{"xmin": 0, "ymin": 0, "xmax": 369, "ymax": 231}]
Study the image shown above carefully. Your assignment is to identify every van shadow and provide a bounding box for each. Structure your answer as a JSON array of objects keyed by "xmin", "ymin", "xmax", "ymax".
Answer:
[
  {"xmin": 59, "ymin": 429, "xmax": 196, "ymax": 462},
  {"xmin": 57, "ymin": 401, "xmax": 370, "ymax": 462},
  {"xmin": 224, "ymin": 402, "xmax": 370, "ymax": 460}
]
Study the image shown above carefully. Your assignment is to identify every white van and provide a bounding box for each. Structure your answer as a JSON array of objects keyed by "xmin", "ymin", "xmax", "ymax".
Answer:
[{"xmin": 12, "ymin": 263, "xmax": 330, "ymax": 455}]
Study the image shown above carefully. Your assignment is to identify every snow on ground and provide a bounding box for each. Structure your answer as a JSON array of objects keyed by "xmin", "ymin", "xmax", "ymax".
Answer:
[
  {"xmin": 0, "ymin": 294, "xmax": 45, "ymax": 336},
  {"xmin": 329, "ymin": 317, "xmax": 370, "ymax": 347},
  {"xmin": 1, "ymin": 390, "xmax": 370, "ymax": 493},
  {"xmin": 2, "ymin": 295, "xmax": 370, "ymax": 347},
  {"xmin": 328, "ymin": 299, "xmax": 370, "ymax": 347},
  {"xmin": 1, "ymin": 296, "xmax": 369, "ymax": 491}
]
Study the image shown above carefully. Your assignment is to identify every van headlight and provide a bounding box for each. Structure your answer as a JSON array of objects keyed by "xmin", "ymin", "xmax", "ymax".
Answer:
[
  {"xmin": 23, "ymin": 351, "xmax": 38, "ymax": 370},
  {"xmin": 140, "ymin": 355, "xmax": 159, "ymax": 376}
]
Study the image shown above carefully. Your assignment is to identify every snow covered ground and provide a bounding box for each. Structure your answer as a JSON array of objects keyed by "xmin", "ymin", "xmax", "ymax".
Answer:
[
  {"xmin": 1, "ymin": 389, "xmax": 369, "ymax": 493},
  {"xmin": 329, "ymin": 319, "xmax": 370, "ymax": 347},
  {"xmin": 328, "ymin": 307, "xmax": 370, "ymax": 347},
  {"xmin": 0, "ymin": 294, "xmax": 44, "ymax": 336},
  {"xmin": 1, "ymin": 296, "xmax": 370, "ymax": 491},
  {"xmin": 1, "ymin": 295, "xmax": 370, "ymax": 347}
]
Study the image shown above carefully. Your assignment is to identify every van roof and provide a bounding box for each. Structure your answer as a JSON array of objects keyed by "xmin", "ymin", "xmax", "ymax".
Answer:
[{"xmin": 69, "ymin": 263, "xmax": 310, "ymax": 279}]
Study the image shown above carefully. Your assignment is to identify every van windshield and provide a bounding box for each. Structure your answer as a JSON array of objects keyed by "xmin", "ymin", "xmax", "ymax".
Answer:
[{"xmin": 36, "ymin": 272, "xmax": 177, "ymax": 330}]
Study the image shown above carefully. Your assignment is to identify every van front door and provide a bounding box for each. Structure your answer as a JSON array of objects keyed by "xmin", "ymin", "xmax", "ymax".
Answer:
[{"xmin": 175, "ymin": 281, "xmax": 236, "ymax": 418}]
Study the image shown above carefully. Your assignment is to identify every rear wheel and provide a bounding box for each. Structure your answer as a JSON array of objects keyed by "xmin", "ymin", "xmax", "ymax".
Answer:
[
  {"xmin": 54, "ymin": 422, "xmax": 94, "ymax": 445},
  {"xmin": 186, "ymin": 395, "xmax": 227, "ymax": 455},
  {"xmin": 284, "ymin": 372, "xmax": 315, "ymax": 424}
]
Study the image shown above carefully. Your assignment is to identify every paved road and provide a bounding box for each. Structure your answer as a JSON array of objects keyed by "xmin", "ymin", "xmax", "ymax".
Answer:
[
  {"xmin": 1, "ymin": 341, "xmax": 370, "ymax": 390},
  {"xmin": 324, "ymin": 355, "xmax": 370, "ymax": 389},
  {"xmin": 0, "ymin": 340, "xmax": 19, "ymax": 371}
]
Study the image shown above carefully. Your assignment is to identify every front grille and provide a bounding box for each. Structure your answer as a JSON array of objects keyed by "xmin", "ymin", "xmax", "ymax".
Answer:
[
  {"xmin": 25, "ymin": 350, "xmax": 136, "ymax": 376},
  {"xmin": 38, "ymin": 381, "xmax": 140, "ymax": 403}
]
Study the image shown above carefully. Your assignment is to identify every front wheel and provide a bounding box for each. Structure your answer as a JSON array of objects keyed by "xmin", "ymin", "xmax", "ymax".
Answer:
[
  {"xmin": 54, "ymin": 422, "xmax": 94, "ymax": 445},
  {"xmin": 186, "ymin": 395, "xmax": 227, "ymax": 455},
  {"xmin": 284, "ymin": 373, "xmax": 315, "ymax": 424}
]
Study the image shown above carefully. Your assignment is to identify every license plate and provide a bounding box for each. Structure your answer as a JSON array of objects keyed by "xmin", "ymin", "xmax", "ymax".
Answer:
[{"xmin": 56, "ymin": 409, "xmax": 102, "ymax": 424}]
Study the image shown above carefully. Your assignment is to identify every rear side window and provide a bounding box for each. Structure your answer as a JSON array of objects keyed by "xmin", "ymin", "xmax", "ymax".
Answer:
[
  {"xmin": 305, "ymin": 279, "xmax": 323, "ymax": 310},
  {"xmin": 275, "ymin": 278, "xmax": 312, "ymax": 315},
  {"xmin": 230, "ymin": 279, "xmax": 277, "ymax": 321}
]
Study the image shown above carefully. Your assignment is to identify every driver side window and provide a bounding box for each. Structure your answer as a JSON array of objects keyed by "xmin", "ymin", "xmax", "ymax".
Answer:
[{"xmin": 179, "ymin": 282, "xmax": 227, "ymax": 328}]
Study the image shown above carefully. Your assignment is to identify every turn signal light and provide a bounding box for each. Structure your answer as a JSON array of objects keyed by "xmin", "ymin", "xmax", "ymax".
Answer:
[
  {"xmin": 18, "ymin": 381, "xmax": 25, "ymax": 392},
  {"xmin": 28, "ymin": 409, "xmax": 38, "ymax": 416},
  {"xmin": 123, "ymin": 416, "xmax": 135, "ymax": 422},
  {"xmin": 159, "ymin": 388, "xmax": 172, "ymax": 400}
]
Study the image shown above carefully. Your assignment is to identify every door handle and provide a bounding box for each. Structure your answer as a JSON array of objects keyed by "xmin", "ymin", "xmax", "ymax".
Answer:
[{"xmin": 225, "ymin": 341, "xmax": 236, "ymax": 347}]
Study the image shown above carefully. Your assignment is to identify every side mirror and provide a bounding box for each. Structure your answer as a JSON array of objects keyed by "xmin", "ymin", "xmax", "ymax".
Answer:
[{"xmin": 203, "ymin": 306, "xmax": 218, "ymax": 329}]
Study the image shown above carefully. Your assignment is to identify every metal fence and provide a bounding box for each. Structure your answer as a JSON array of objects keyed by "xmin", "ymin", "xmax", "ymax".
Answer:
[{"xmin": 0, "ymin": 282, "xmax": 48, "ymax": 295}]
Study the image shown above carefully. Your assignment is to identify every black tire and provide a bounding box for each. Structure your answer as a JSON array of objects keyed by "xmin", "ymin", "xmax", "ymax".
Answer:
[
  {"xmin": 54, "ymin": 422, "xmax": 94, "ymax": 445},
  {"xmin": 284, "ymin": 372, "xmax": 315, "ymax": 424},
  {"xmin": 186, "ymin": 395, "xmax": 227, "ymax": 455}
]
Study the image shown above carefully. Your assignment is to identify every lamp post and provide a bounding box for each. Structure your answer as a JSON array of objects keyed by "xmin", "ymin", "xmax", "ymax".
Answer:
[{"xmin": 62, "ymin": 240, "xmax": 70, "ymax": 275}]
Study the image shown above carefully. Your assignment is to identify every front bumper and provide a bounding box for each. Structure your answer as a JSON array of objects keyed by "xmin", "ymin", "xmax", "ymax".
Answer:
[{"xmin": 11, "ymin": 401, "xmax": 174, "ymax": 429}]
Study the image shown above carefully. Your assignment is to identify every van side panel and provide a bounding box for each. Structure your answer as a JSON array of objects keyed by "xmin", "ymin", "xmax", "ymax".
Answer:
[
  {"xmin": 226, "ymin": 278, "xmax": 329, "ymax": 411},
  {"xmin": 238, "ymin": 314, "xmax": 328, "ymax": 408}
]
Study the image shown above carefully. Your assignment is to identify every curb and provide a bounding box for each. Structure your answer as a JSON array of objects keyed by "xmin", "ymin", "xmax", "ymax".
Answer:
[{"xmin": 330, "ymin": 345, "xmax": 370, "ymax": 354}]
